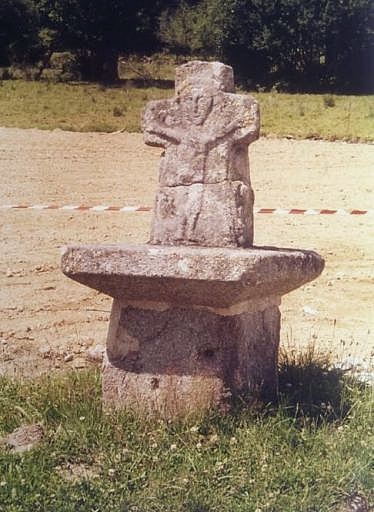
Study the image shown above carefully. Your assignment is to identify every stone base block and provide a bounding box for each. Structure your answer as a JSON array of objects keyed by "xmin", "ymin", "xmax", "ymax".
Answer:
[
  {"xmin": 102, "ymin": 366, "xmax": 227, "ymax": 418},
  {"xmin": 102, "ymin": 297, "xmax": 281, "ymax": 417}
]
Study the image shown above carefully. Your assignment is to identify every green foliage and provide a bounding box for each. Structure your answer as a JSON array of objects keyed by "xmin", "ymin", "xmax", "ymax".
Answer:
[
  {"xmin": 159, "ymin": 1, "xmax": 198, "ymax": 54},
  {"xmin": 159, "ymin": 0, "xmax": 374, "ymax": 92},
  {"xmin": 159, "ymin": 0, "xmax": 226, "ymax": 56},
  {"xmin": 0, "ymin": 354, "xmax": 373, "ymax": 511},
  {"xmin": 322, "ymin": 0, "xmax": 373, "ymax": 92},
  {"xmin": 0, "ymin": 0, "xmax": 41, "ymax": 66},
  {"xmin": 32, "ymin": 0, "xmax": 166, "ymax": 81},
  {"xmin": 1, "ymin": 0, "xmax": 372, "ymax": 89}
]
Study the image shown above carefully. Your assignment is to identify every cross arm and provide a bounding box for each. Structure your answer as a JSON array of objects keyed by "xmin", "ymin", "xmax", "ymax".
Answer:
[
  {"xmin": 142, "ymin": 99, "xmax": 183, "ymax": 148},
  {"xmin": 232, "ymin": 99, "xmax": 260, "ymax": 145}
]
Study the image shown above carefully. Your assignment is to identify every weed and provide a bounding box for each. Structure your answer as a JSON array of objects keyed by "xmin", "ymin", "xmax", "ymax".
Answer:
[
  {"xmin": 255, "ymin": 92, "xmax": 373, "ymax": 142},
  {"xmin": 278, "ymin": 343, "xmax": 361, "ymax": 425},
  {"xmin": 112, "ymin": 106, "xmax": 125, "ymax": 117},
  {"xmin": 0, "ymin": 80, "xmax": 172, "ymax": 133},
  {"xmin": 323, "ymin": 94, "xmax": 336, "ymax": 108},
  {"xmin": 298, "ymin": 103, "xmax": 305, "ymax": 116},
  {"xmin": 366, "ymin": 106, "xmax": 374, "ymax": 118}
]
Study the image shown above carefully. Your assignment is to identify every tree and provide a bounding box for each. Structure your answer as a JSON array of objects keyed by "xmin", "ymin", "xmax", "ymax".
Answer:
[
  {"xmin": 217, "ymin": 0, "xmax": 374, "ymax": 91},
  {"xmin": 322, "ymin": 0, "xmax": 374, "ymax": 92},
  {"xmin": 160, "ymin": 0, "xmax": 373, "ymax": 92},
  {"xmin": 159, "ymin": 1, "xmax": 200, "ymax": 54},
  {"xmin": 34, "ymin": 0, "xmax": 167, "ymax": 81},
  {"xmin": 159, "ymin": 0, "xmax": 232, "ymax": 57},
  {"xmin": 0, "ymin": 0, "xmax": 41, "ymax": 66}
]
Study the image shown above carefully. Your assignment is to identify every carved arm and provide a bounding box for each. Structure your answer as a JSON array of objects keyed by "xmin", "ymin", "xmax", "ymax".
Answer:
[{"xmin": 142, "ymin": 100, "xmax": 183, "ymax": 147}]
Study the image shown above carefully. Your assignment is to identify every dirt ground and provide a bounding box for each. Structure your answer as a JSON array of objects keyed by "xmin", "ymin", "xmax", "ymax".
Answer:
[{"xmin": 0, "ymin": 127, "xmax": 373, "ymax": 378}]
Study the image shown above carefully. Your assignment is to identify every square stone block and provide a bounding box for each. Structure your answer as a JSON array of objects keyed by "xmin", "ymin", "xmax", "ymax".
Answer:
[{"xmin": 102, "ymin": 298, "xmax": 281, "ymax": 417}]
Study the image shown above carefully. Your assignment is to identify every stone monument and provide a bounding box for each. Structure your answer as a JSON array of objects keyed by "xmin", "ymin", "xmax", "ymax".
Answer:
[
  {"xmin": 143, "ymin": 60, "xmax": 258, "ymax": 248},
  {"xmin": 61, "ymin": 61, "xmax": 324, "ymax": 417}
]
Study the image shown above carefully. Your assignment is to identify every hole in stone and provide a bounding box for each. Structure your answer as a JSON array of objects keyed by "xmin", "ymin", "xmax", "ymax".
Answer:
[{"xmin": 202, "ymin": 348, "xmax": 216, "ymax": 359}]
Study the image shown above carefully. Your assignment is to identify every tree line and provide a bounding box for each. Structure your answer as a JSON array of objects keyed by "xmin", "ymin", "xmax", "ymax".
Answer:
[{"xmin": 0, "ymin": 0, "xmax": 373, "ymax": 92}]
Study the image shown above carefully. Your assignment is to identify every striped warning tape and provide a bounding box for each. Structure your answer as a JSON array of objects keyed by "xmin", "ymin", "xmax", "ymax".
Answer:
[
  {"xmin": 0, "ymin": 204, "xmax": 372, "ymax": 215},
  {"xmin": 0, "ymin": 204, "xmax": 151, "ymax": 212},
  {"xmin": 0, "ymin": 204, "xmax": 373, "ymax": 215}
]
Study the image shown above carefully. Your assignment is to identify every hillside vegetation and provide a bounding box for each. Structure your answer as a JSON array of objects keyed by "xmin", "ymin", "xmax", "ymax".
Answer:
[{"xmin": 1, "ymin": 0, "xmax": 373, "ymax": 92}]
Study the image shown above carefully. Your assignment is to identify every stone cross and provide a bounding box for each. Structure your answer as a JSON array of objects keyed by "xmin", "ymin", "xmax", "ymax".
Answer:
[
  {"xmin": 61, "ymin": 61, "xmax": 324, "ymax": 418},
  {"xmin": 142, "ymin": 61, "xmax": 260, "ymax": 247}
]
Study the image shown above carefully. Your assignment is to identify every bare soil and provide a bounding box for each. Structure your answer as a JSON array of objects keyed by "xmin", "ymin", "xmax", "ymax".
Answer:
[{"xmin": 1, "ymin": 127, "xmax": 373, "ymax": 378}]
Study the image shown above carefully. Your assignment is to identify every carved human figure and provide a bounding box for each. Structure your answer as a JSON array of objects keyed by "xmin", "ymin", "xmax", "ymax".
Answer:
[{"xmin": 142, "ymin": 61, "xmax": 260, "ymax": 247}]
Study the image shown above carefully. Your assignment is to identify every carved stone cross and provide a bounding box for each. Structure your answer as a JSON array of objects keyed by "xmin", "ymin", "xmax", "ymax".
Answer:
[
  {"xmin": 142, "ymin": 61, "xmax": 260, "ymax": 247},
  {"xmin": 62, "ymin": 61, "xmax": 324, "ymax": 418}
]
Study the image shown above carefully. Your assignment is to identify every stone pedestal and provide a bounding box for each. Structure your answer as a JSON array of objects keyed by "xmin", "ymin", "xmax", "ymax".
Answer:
[
  {"xmin": 61, "ymin": 244, "xmax": 324, "ymax": 417},
  {"xmin": 61, "ymin": 60, "xmax": 325, "ymax": 418},
  {"xmin": 103, "ymin": 298, "xmax": 280, "ymax": 416}
]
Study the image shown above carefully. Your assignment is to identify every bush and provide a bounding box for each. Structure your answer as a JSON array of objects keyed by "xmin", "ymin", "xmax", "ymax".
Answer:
[
  {"xmin": 0, "ymin": 68, "xmax": 11, "ymax": 80},
  {"xmin": 41, "ymin": 52, "xmax": 81, "ymax": 82},
  {"xmin": 7, "ymin": 65, "xmax": 41, "ymax": 81}
]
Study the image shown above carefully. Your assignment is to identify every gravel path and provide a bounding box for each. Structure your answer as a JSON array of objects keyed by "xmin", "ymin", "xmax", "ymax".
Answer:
[{"xmin": 1, "ymin": 127, "xmax": 373, "ymax": 376}]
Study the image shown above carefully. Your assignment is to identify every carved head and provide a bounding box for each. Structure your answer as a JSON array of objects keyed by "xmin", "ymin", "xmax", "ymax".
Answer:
[
  {"xmin": 175, "ymin": 61, "xmax": 233, "ymax": 126},
  {"xmin": 178, "ymin": 89, "xmax": 213, "ymax": 125}
]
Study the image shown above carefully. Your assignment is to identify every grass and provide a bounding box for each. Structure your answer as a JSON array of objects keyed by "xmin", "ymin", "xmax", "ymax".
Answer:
[
  {"xmin": 253, "ymin": 91, "xmax": 374, "ymax": 142},
  {"xmin": 0, "ymin": 347, "xmax": 372, "ymax": 512},
  {"xmin": 0, "ymin": 80, "xmax": 173, "ymax": 133},
  {"xmin": 0, "ymin": 78, "xmax": 373, "ymax": 142}
]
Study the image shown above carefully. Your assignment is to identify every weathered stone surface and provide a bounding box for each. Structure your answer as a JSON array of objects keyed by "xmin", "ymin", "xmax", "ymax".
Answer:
[
  {"xmin": 103, "ymin": 366, "xmax": 226, "ymax": 418},
  {"xmin": 61, "ymin": 244, "xmax": 324, "ymax": 308},
  {"xmin": 142, "ymin": 60, "xmax": 259, "ymax": 247},
  {"xmin": 102, "ymin": 299, "xmax": 281, "ymax": 417},
  {"xmin": 151, "ymin": 181, "xmax": 254, "ymax": 247},
  {"xmin": 175, "ymin": 60, "xmax": 235, "ymax": 94}
]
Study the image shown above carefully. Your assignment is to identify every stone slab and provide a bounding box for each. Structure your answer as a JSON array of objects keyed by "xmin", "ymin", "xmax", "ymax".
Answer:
[{"xmin": 61, "ymin": 244, "xmax": 324, "ymax": 308}]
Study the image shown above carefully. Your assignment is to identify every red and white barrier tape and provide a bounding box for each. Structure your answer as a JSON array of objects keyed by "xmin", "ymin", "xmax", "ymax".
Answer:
[
  {"xmin": 0, "ymin": 204, "xmax": 152, "ymax": 212},
  {"xmin": 0, "ymin": 204, "xmax": 372, "ymax": 215}
]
